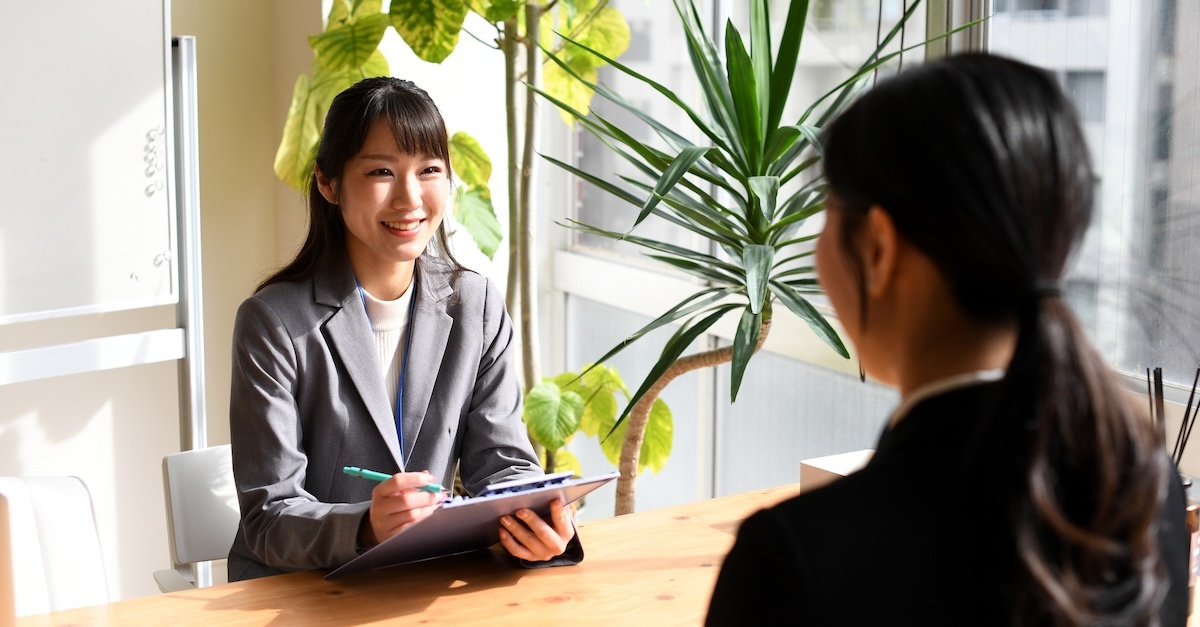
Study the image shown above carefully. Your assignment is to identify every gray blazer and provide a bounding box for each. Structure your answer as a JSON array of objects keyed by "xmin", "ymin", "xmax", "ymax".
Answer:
[{"xmin": 227, "ymin": 253, "xmax": 542, "ymax": 580}]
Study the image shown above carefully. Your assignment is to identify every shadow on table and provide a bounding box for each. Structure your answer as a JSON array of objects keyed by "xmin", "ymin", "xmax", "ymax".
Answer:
[{"xmin": 200, "ymin": 547, "xmax": 527, "ymax": 624}]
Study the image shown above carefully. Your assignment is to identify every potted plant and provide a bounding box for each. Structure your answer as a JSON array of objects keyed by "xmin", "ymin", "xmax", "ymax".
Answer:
[{"xmin": 537, "ymin": 0, "xmax": 935, "ymax": 514}]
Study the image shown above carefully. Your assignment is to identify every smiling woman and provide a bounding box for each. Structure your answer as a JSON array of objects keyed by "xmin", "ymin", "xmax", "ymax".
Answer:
[
  {"xmin": 316, "ymin": 118, "xmax": 449, "ymax": 300},
  {"xmin": 227, "ymin": 77, "xmax": 582, "ymax": 581}
]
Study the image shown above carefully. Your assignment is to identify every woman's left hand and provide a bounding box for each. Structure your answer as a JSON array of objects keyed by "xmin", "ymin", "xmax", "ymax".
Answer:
[{"xmin": 497, "ymin": 498, "xmax": 574, "ymax": 562}]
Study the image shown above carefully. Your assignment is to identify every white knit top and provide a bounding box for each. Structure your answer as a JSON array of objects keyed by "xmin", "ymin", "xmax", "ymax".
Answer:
[{"xmin": 359, "ymin": 285, "xmax": 414, "ymax": 431}]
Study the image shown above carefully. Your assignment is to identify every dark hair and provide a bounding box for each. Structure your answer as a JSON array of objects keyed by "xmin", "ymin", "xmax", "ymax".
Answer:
[
  {"xmin": 822, "ymin": 54, "xmax": 1166, "ymax": 624},
  {"xmin": 259, "ymin": 77, "xmax": 460, "ymax": 292}
]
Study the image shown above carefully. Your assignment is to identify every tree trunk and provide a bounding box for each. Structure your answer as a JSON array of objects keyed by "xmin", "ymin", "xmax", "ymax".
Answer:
[
  {"xmin": 519, "ymin": 3, "xmax": 543, "ymax": 390},
  {"xmin": 614, "ymin": 315, "xmax": 773, "ymax": 515},
  {"xmin": 501, "ymin": 19, "xmax": 521, "ymax": 333},
  {"xmin": 502, "ymin": 19, "xmax": 542, "ymax": 462}
]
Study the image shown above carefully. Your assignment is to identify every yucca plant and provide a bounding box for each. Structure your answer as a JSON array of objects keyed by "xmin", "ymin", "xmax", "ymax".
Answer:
[{"xmin": 536, "ymin": 0, "xmax": 931, "ymax": 514}]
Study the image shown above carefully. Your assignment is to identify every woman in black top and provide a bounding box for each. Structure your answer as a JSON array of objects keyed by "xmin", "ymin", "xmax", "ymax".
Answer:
[{"xmin": 707, "ymin": 54, "xmax": 1189, "ymax": 626}]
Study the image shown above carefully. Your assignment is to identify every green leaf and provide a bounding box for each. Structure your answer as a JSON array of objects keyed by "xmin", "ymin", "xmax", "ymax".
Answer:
[
  {"xmin": 599, "ymin": 398, "xmax": 673, "ymax": 474},
  {"xmin": 749, "ymin": 0, "xmax": 771, "ymax": 131},
  {"xmin": 800, "ymin": 0, "xmax": 928, "ymax": 128},
  {"xmin": 274, "ymin": 74, "xmax": 322, "ymax": 190},
  {"xmin": 612, "ymin": 304, "xmax": 740, "ymax": 429},
  {"xmin": 542, "ymin": 154, "xmax": 644, "ymax": 207},
  {"xmin": 449, "ymin": 131, "xmax": 492, "ymax": 188},
  {"xmin": 547, "ymin": 448, "xmax": 584, "ymax": 476},
  {"xmin": 768, "ymin": 0, "xmax": 809, "ymax": 132},
  {"xmin": 579, "ymin": 368, "xmax": 623, "ymax": 438},
  {"xmin": 559, "ymin": 0, "xmax": 581, "ymax": 22},
  {"xmin": 619, "ymin": 178, "xmax": 748, "ymax": 247},
  {"xmin": 544, "ymin": 34, "xmax": 737, "ymax": 160},
  {"xmin": 390, "ymin": 0, "xmax": 469, "ymax": 64},
  {"xmin": 583, "ymin": 364, "xmax": 630, "ymax": 398},
  {"xmin": 580, "ymin": 288, "xmax": 739, "ymax": 376},
  {"xmin": 730, "ymin": 307, "xmax": 761, "ymax": 402},
  {"xmin": 569, "ymin": 6, "xmax": 630, "ymax": 64},
  {"xmin": 547, "ymin": 103, "xmax": 745, "ymax": 213},
  {"xmin": 474, "ymin": 0, "xmax": 521, "ymax": 22},
  {"xmin": 641, "ymin": 399, "xmax": 674, "ymax": 473},
  {"xmin": 743, "ymin": 244, "xmax": 775, "ymax": 314},
  {"xmin": 724, "ymin": 21, "xmax": 761, "ymax": 172},
  {"xmin": 634, "ymin": 146, "xmax": 710, "ymax": 228},
  {"xmin": 453, "ymin": 186, "xmax": 502, "ymax": 259},
  {"xmin": 795, "ymin": 125, "xmax": 825, "ymax": 160},
  {"xmin": 311, "ymin": 49, "xmax": 390, "ymax": 105},
  {"xmin": 643, "ymin": 255, "xmax": 741, "ymax": 285},
  {"xmin": 310, "ymin": 12, "xmax": 390, "ymax": 71},
  {"xmin": 763, "ymin": 125, "xmax": 801, "ymax": 167},
  {"xmin": 563, "ymin": 220, "xmax": 742, "ymax": 278},
  {"xmin": 327, "ymin": 0, "xmax": 352, "ymax": 26},
  {"xmin": 749, "ymin": 175, "xmax": 779, "ymax": 226},
  {"xmin": 543, "ymin": 55, "xmax": 600, "ymax": 123},
  {"xmin": 771, "ymin": 279, "xmax": 848, "ymax": 358},
  {"xmin": 354, "ymin": 0, "xmax": 383, "ymax": 15},
  {"xmin": 523, "ymin": 381, "xmax": 584, "ymax": 451},
  {"xmin": 675, "ymin": 0, "xmax": 744, "ymax": 170}
]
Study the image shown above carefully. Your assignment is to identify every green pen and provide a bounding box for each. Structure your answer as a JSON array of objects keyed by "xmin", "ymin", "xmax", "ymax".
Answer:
[{"xmin": 342, "ymin": 466, "xmax": 444, "ymax": 493}]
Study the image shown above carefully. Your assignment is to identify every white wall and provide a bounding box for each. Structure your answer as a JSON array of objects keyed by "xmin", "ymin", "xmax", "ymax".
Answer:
[
  {"xmin": 0, "ymin": 0, "xmax": 319, "ymax": 602},
  {"xmin": 172, "ymin": 0, "xmax": 321, "ymax": 448}
]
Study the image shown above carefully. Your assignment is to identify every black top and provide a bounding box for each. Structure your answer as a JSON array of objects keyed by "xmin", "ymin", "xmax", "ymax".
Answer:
[{"xmin": 706, "ymin": 381, "xmax": 1190, "ymax": 626}]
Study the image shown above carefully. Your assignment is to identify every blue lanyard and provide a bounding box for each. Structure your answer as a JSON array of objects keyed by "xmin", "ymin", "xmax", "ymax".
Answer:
[{"xmin": 357, "ymin": 276, "xmax": 418, "ymax": 465}]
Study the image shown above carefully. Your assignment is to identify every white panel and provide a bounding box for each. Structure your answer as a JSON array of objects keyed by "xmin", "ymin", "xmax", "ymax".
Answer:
[
  {"xmin": 0, "ymin": 329, "xmax": 185, "ymax": 386},
  {"xmin": 0, "ymin": 0, "xmax": 175, "ymax": 324}
]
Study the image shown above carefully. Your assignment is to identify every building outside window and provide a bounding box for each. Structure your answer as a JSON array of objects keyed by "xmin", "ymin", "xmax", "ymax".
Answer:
[
  {"xmin": 989, "ymin": 0, "xmax": 1200, "ymax": 386},
  {"xmin": 552, "ymin": 0, "xmax": 1199, "ymax": 518}
]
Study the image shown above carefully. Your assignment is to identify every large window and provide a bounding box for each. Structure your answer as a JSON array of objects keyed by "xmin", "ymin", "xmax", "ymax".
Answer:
[
  {"xmin": 558, "ymin": 0, "xmax": 927, "ymax": 514},
  {"xmin": 989, "ymin": 0, "xmax": 1200, "ymax": 386},
  {"xmin": 548, "ymin": 0, "xmax": 1199, "ymax": 517}
]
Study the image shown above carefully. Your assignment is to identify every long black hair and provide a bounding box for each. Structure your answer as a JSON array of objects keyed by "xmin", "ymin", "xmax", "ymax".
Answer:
[
  {"xmin": 822, "ymin": 54, "xmax": 1166, "ymax": 625},
  {"xmin": 259, "ymin": 77, "xmax": 460, "ymax": 292}
]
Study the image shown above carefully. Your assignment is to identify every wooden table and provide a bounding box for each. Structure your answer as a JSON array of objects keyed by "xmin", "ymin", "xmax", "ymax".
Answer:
[{"xmin": 19, "ymin": 485, "xmax": 798, "ymax": 626}]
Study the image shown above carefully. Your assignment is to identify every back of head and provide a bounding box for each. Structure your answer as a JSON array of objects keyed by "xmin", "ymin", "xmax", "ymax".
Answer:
[
  {"xmin": 260, "ymin": 77, "xmax": 456, "ymax": 291},
  {"xmin": 823, "ymin": 54, "xmax": 1167, "ymax": 625},
  {"xmin": 824, "ymin": 54, "xmax": 1092, "ymax": 319}
]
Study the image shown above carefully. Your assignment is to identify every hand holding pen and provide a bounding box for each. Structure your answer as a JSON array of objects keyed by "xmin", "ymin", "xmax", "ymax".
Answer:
[
  {"xmin": 343, "ymin": 466, "xmax": 445, "ymax": 493},
  {"xmin": 343, "ymin": 467, "xmax": 446, "ymax": 547}
]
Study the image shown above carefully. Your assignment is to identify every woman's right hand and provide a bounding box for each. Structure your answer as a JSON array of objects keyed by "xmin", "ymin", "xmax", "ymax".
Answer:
[{"xmin": 358, "ymin": 470, "xmax": 444, "ymax": 548}]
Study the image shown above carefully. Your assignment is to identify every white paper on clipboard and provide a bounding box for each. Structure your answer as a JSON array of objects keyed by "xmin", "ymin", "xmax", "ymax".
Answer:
[{"xmin": 326, "ymin": 471, "xmax": 619, "ymax": 578}]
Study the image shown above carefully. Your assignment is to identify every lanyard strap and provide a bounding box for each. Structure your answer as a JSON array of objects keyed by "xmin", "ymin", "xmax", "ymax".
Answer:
[{"xmin": 357, "ymin": 276, "xmax": 418, "ymax": 466}]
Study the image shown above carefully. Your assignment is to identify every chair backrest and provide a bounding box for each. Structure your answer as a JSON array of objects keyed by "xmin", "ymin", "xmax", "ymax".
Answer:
[
  {"xmin": 162, "ymin": 445, "xmax": 239, "ymax": 569},
  {"xmin": 0, "ymin": 476, "xmax": 109, "ymax": 617}
]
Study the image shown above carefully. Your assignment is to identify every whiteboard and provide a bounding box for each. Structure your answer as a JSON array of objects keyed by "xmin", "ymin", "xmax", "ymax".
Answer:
[{"xmin": 0, "ymin": 0, "xmax": 176, "ymax": 324}]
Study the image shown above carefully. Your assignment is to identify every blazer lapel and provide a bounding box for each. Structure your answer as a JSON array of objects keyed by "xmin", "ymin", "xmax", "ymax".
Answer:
[
  {"xmin": 400, "ymin": 257, "xmax": 454, "ymax": 464},
  {"xmin": 316, "ymin": 257, "xmax": 405, "ymax": 469}
]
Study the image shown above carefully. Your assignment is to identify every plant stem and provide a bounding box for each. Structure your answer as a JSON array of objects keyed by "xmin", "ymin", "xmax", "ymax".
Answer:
[
  {"xmin": 614, "ymin": 314, "xmax": 774, "ymax": 515},
  {"xmin": 545, "ymin": 448, "xmax": 558, "ymax": 474},
  {"xmin": 502, "ymin": 19, "xmax": 522, "ymax": 359},
  {"xmin": 519, "ymin": 2, "xmax": 543, "ymax": 389}
]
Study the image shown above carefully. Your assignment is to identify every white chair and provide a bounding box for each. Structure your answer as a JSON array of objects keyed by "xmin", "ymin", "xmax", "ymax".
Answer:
[
  {"xmin": 154, "ymin": 445, "xmax": 240, "ymax": 592},
  {"xmin": 0, "ymin": 476, "xmax": 110, "ymax": 617}
]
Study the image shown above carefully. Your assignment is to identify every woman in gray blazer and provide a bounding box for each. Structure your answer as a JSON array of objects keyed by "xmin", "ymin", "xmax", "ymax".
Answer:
[{"xmin": 228, "ymin": 77, "xmax": 580, "ymax": 581}]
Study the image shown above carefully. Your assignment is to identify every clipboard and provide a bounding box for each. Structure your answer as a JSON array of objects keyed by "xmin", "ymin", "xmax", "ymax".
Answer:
[{"xmin": 326, "ymin": 471, "xmax": 619, "ymax": 578}]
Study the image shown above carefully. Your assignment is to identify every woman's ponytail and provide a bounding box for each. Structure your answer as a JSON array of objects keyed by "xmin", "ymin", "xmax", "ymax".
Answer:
[{"xmin": 1009, "ymin": 294, "xmax": 1166, "ymax": 625}]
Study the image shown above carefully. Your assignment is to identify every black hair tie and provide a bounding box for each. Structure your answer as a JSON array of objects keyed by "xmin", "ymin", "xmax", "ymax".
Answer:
[{"xmin": 1029, "ymin": 280, "xmax": 1062, "ymax": 301}]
